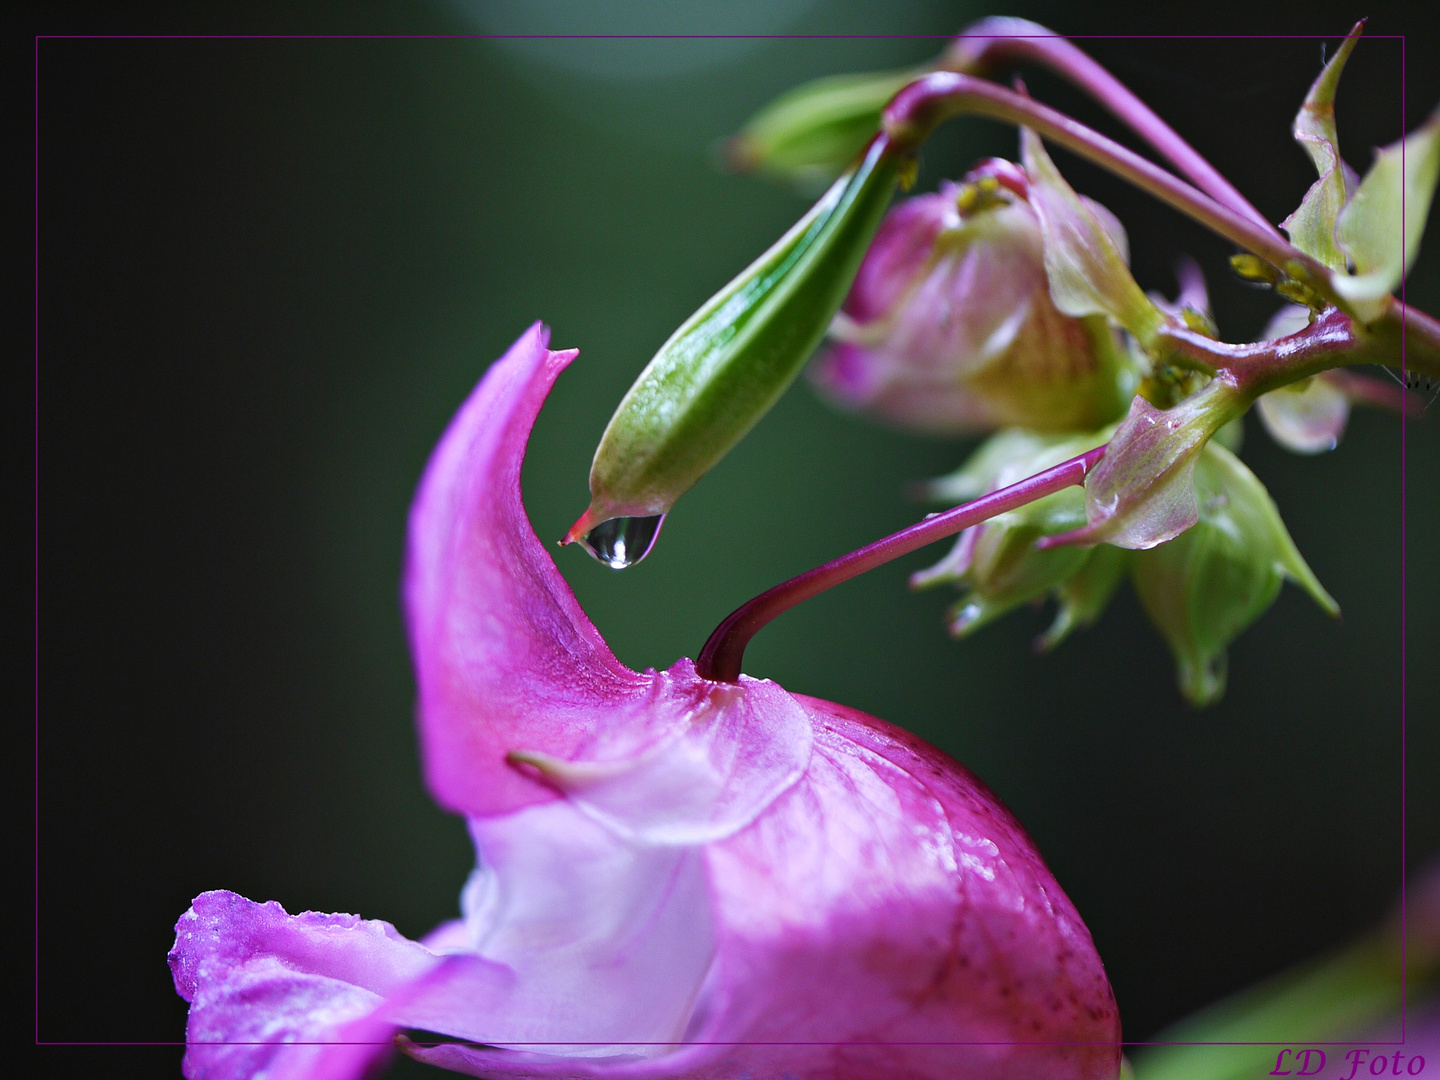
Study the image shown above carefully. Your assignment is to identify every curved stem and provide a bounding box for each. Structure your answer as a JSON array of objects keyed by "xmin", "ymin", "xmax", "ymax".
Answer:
[
  {"xmin": 696, "ymin": 445, "xmax": 1107, "ymax": 684},
  {"xmin": 944, "ymin": 18, "xmax": 1277, "ymax": 237},
  {"xmin": 1387, "ymin": 299, "xmax": 1440, "ymax": 380},
  {"xmin": 1326, "ymin": 370, "xmax": 1428, "ymax": 416},
  {"xmin": 882, "ymin": 73, "xmax": 1337, "ymax": 300},
  {"xmin": 1160, "ymin": 302, "xmax": 1440, "ymax": 388}
]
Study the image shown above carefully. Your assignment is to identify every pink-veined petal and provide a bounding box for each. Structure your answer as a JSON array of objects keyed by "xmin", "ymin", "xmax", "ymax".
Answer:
[
  {"xmin": 403, "ymin": 696, "xmax": 1122, "ymax": 1080},
  {"xmin": 403, "ymin": 322, "xmax": 650, "ymax": 817},
  {"xmin": 511, "ymin": 660, "xmax": 812, "ymax": 845}
]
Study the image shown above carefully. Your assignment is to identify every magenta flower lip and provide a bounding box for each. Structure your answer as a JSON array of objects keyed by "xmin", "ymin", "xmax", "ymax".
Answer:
[{"xmin": 170, "ymin": 323, "xmax": 1121, "ymax": 1080}]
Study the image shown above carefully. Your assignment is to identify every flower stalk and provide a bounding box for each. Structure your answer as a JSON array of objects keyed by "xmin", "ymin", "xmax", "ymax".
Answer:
[
  {"xmin": 943, "ymin": 17, "xmax": 1277, "ymax": 234},
  {"xmin": 696, "ymin": 444, "xmax": 1107, "ymax": 682},
  {"xmin": 876, "ymin": 68, "xmax": 1440, "ymax": 378},
  {"xmin": 881, "ymin": 72, "xmax": 1337, "ymax": 301}
]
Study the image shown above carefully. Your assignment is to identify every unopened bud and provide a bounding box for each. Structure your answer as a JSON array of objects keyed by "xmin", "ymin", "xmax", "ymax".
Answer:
[
  {"xmin": 725, "ymin": 67, "xmax": 925, "ymax": 193},
  {"xmin": 1037, "ymin": 544, "xmax": 1130, "ymax": 652},
  {"xmin": 1131, "ymin": 441, "xmax": 1338, "ymax": 706},
  {"xmin": 568, "ymin": 136, "xmax": 907, "ymax": 561},
  {"xmin": 809, "ymin": 157, "xmax": 1140, "ymax": 434},
  {"xmin": 913, "ymin": 429, "xmax": 1120, "ymax": 644}
]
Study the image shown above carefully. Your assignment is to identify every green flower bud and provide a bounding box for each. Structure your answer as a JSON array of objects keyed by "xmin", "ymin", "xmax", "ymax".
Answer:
[
  {"xmin": 725, "ymin": 66, "xmax": 925, "ymax": 193},
  {"xmin": 567, "ymin": 136, "xmax": 906, "ymax": 563},
  {"xmin": 1037, "ymin": 543, "xmax": 1130, "ymax": 652},
  {"xmin": 1131, "ymin": 442, "xmax": 1339, "ymax": 706},
  {"xmin": 913, "ymin": 428, "xmax": 1119, "ymax": 645}
]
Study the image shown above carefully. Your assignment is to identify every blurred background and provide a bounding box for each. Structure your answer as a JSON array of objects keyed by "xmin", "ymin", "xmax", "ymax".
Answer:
[{"xmin": 33, "ymin": 0, "xmax": 1440, "ymax": 1076}]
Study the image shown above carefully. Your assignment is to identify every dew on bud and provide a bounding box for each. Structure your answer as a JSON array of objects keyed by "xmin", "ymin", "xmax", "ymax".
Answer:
[
  {"xmin": 577, "ymin": 515, "xmax": 665, "ymax": 570},
  {"xmin": 573, "ymin": 518, "xmax": 662, "ymax": 576}
]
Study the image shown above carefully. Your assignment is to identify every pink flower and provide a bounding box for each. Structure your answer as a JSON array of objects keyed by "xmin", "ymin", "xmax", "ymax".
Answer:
[
  {"xmin": 169, "ymin": 324, "xmax": 1122, "ymax": 1080},
  {"xmin": 809, "ymin": 159, "xmax": 1136, "ymax": 435}
]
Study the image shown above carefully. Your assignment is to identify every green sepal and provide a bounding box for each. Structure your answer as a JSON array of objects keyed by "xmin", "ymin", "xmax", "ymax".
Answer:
[
  {"xmin": 917, "ymin": 428, "xmax": 1089, "ymax": 504},
  {"xmin": 574, "ymin": 137, "xmax": 904, "ymax": 538},
  {"xmin": 1280, "ymin": 24, "xmax": 1362, "ymax": 272},
  {"xmin": 1020, "ymin": 128, "xmax": 1166, "ymax": 349},
  {"xmin": 726, "ymin": 66, "xmax": 925, "ymax": 193},
  {"xmin": 1332, "ymin": 105, "xmax": 1440, "ymax": 322},
  {"xmin": 938, "ymin": 489, "xmax": 1092, "ymax": 638},
  {"xmin": 913, "ymin": 428, "xmax": 1116, "ymax": 643},
  {"xmin": 1038, "ymin": 543, "xmax": 1130, "ymax": 652},
  {"xmin": 1131, "ymin": 442, "xmax": 1338, "ymax": 706}
]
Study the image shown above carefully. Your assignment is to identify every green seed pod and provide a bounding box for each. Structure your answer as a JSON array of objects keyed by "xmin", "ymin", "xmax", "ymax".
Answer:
[
  {"xmin": 1131, "ymin": 442, "xmax": 1338, "ymax": 706},
  {"xmin": 567, "ymin": 135, "xmax": 907, "ymax": 566},
  {"xmin": 725, "ymin": 66, "xmax": 925, "ymax": 194}
]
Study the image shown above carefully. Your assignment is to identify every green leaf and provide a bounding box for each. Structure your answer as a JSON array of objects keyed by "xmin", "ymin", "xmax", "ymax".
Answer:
[
  {"xmin": 1332, "ymin": 105, "xmax": 1440, "ymax": 321},
  {"xmin": 1020, "ymin": 128, "xmax": 1165, "ymax": 348},
  {"xmin": 1131, "ymin": 935, "xmax": 1402, "ymax": 1080},
  {"xmin": 1280, "ymin": 24, "xmax": 1362, "ymax": 271}
]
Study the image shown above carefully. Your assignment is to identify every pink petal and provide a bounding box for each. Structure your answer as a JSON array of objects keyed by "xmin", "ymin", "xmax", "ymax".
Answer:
[
  {"xmin": 843, "ymin": 192, "xmax": 954, "ymax": 325},
  {"xmin": 403, "ymin": 697, "xmax": 1122, "ymax": 1080},
  {"xmin": 511, "ymin": 659, "xmax": 812, "ymax": 844},
  {"xmin": 403, "ymin": 322, "xmax": 651, "ymax": 818},
  {"xmin": 182, "ymin": 324, "xmax": 1122, "ymax": 1080},
  {"xmin": 1256, "ymin": 376, "xmax": 1350, "ymax": 454},
  {"xmin": 169, "ymin": 891, "xmax": 443, "ymax": 1080}
]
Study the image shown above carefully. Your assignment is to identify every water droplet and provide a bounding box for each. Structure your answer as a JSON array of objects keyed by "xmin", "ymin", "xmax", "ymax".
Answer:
[{"xmin": 578, "ymin": 515, "xmax": 665, "ymax": 569}]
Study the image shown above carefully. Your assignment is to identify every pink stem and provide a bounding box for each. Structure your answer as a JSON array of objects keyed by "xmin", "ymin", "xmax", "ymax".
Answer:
[
  {"xmin": 882, "ymin": 73, "xmax": 1330, "ymax": 294},
  {"xmin": 945, "ymin": 18, "xmax": 1278, "ymax": 237},
  {"xmin": 696, "ymin": 445, "xmax": 1108, "ymax": 683},
  {"xmin": 1326, "ymin": 369, "xmax": 1429, "ymax": 416}
]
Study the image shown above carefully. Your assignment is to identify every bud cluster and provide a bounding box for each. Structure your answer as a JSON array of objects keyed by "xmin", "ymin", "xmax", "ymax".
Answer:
[
  {"xmin": 801, "ymin": 130, "xmax": 1343, "ymax": 703},
  {"xmin": 576, "ymin": 18, "xmax": 1439, "ymax": 705}
]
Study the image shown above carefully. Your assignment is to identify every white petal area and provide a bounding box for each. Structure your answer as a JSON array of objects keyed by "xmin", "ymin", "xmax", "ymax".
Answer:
[
  {"xmin": 510, "ymin": 663, "xmax": 813, "ymax": 845},
  {"xmin": 1257, "ymin": 376, "xmax": 1350, "ymax": 454},
  {"xmin": 442, "ymin": 797, "xmax": 715, "ymax": 1056}
]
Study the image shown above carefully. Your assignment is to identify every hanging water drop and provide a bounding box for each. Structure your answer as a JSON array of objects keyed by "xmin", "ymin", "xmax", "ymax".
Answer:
[{"xmin": 577, "ymin": 514, "xmax": 665, "ymax": 569}]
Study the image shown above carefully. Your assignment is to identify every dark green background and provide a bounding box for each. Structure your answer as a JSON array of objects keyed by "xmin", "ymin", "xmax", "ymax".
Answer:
[{"xmin": 34, "ymin": 1, "xmax": 1440, "ymax": 1076}]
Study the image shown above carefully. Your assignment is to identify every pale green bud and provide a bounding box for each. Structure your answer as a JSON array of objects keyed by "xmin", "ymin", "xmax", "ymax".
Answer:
[
  {"xmin": 913, "ymin": 428, "xmax": 1119, "ymax": 644},
  {"xmin": 725, "ymin": 67, "xmax": 925, "ymax": 194},
  {"xmin": 567, "ymin": 136, "xmax": 907, "ymax": 563},
  {"xmin": 1131, "ymin": 442, "xmax": 1338, "ymax": 706}
]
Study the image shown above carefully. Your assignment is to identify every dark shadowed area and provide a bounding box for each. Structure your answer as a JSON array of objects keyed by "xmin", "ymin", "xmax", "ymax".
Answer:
[{"xmin": 32, "ymin": 1, "xmax": 1440, "ymax": 1077}]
